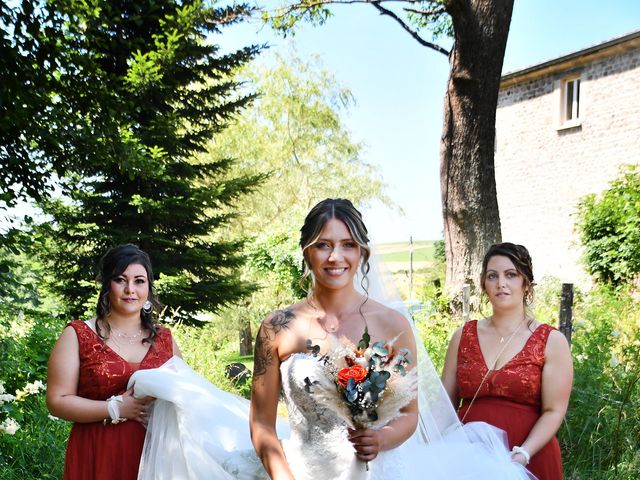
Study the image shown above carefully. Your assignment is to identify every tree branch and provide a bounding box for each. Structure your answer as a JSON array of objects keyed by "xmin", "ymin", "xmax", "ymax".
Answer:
[
  {"xmin": 264, "ymin": 0, "xmax": 449, "ymax": 56},
  {"xmin": 370, "ymin": 1, "xmax": 449, "ymax": 55},
  {"xmin": 403, "ymin": 6, "xmax": 447, "ymax": 16}
]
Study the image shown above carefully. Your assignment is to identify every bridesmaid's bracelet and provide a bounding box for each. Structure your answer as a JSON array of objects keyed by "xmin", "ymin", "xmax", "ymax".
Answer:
[
  {"xmin": 103, "ymin": 395, "xmax": 126, "ymax": 425},
  {"xmin": 511, "ymin": 446, "xmax": 531, "ymax": 465}
]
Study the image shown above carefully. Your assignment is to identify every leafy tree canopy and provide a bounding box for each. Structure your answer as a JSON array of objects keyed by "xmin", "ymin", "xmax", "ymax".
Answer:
[
  {"xmin": 205, "ymin": 51, "xmax": 392, "ymax": 351},
  {"xmin": 208, "ymin": 51, "xmax": 391, "ymax": 239}
]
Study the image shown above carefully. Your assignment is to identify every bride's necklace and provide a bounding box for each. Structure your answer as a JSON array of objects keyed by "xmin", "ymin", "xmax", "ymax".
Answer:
[
  {"xmin": 109, "ymin": 324, "xmax": 144, "ymax": 345},
  {"xmin": 307, "ymin": 294, "xmax": 360, "ymax": 333}
]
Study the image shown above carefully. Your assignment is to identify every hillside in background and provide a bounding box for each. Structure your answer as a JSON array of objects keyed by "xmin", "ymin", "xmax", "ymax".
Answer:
[{"xmin": 374, "ymin": 240, "xmax": 441, "ymax": 301}]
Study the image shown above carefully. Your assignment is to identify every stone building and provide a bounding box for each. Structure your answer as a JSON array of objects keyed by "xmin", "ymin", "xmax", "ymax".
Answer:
[{"xmin": 495, "ymin": 30, "xmax": 640, "ymax": 286}]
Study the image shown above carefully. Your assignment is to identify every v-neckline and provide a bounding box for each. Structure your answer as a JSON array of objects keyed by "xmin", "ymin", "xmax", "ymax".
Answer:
[
  {"xmin": 82, "ymin": 320, "xmax": 152, "ymax": 366},
  {"xmin": 474, "ymin": 320, "xmax": 539, "ymax": 373}
]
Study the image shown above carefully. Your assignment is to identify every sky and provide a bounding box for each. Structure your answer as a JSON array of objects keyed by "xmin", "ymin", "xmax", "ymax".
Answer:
[
  {"xmin": 219, "ymin": 0, "xmax": 640, "ymax": 243},
  {"xmin": 3, "ymin": 1, "xmax": 639, "ymax": 243}
]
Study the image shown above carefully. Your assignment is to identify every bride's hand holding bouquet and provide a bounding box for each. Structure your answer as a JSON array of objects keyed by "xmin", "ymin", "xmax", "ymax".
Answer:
[{"xmin": 306, "ymin": 326, "xmax": 417, "ymax": 466}]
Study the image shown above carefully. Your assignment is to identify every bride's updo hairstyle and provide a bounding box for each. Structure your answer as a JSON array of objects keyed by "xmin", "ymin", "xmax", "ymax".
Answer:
[
  {"xmin": 299, "ymin": 198, "xmax": 371, "ymax": 291},
  {"xmin": 480, "ymin": 242, "xmax": 535, "ymax": 306}
]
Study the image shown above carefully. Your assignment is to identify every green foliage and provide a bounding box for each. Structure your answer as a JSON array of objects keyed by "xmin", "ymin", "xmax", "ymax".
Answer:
[
  {"xmin": 206, "ymin": 51, "xmax": 391, "ymax": 351},
  {"xmin": 0, "ymin": 394, "xmax": 69, "ymax": 479},
  {"xmin": 0, "ymin": 0, "xmax": 59, "ymax": 207},
  {"xmin": 405, "ymin": 1, "xmax": 453, "ymax": 40},
  {"xmin": 433, "ymin": 239, "xmax": 445, "ymax": 263},
  {"xmin": 25, "ymin": 0, "xmax": 264, "ymax": 322},
  {"xmin": 266, "ymin": 2, "xmax": 333, "ymax": 35},
  {"xmin": 560, "ymin": 285, "xmax": 640, "ymax": 479},
  {"xmin": 0, "ymin": 311, "xmax": 68, "ymax": 478},
  {"xmin": 414, "ymin": 262, "xmax": 452, "ymax": 372},
  {"xmin": 172, "ymin": 322, "xmax": 254, "ymax": 399},
  {"xmin": 576, "ymin": 165, "xmax": 640, "ymax": 285},
  {"xmin": 209, "ymin": 51, "xmax": 390, "ymax": 237}
]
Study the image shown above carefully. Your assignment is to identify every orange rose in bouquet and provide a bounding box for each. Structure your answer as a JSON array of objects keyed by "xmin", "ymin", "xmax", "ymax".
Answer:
[{"xmin": 337, "ymin": 365, "xmax": 368, "ymax": 387}]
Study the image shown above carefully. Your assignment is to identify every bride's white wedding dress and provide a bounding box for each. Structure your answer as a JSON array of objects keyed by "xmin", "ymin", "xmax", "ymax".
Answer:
[{"xmin": 130, "ymin": 350, "xmax": 535, "ymax": 480}]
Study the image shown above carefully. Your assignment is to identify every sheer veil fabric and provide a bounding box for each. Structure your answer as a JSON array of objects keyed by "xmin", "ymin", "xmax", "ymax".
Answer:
[
  {"xmin": 358, "ymin": 250, "xmax": 537, "ymax": 479},
  {"xmin": 128, "ymin": 251, "xmax": 536, "ymax": 479}
]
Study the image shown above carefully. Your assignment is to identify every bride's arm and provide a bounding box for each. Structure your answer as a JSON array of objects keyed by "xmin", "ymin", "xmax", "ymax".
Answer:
[{"xmin": 249, "ymin": 314, "xmax": 295, "ymax": 480}]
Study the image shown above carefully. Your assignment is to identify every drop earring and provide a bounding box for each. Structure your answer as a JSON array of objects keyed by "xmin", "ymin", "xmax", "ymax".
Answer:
[{"xmin": 142, "ymin": 300, "xmax": 153, "ymax": 314}]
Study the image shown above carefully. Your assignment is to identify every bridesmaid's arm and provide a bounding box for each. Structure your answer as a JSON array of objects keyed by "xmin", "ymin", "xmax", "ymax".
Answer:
[
  {"xmin": 46, "ymin": 326, "xmax": 111, "ymax": 423},
  {"xmin": 514, "ymin": 330, "xmax": 573, "ymax": 465},
  {"xmin": 47, "ymin": 326, "xmax": 158, "ymax": 424},
  {"xmin": 250, "ymin": 316, "xmax": 295, "ymax": 480},
  {"xmin": 441, "ymin": 327, "xmax": 463, "ymax": 408}
]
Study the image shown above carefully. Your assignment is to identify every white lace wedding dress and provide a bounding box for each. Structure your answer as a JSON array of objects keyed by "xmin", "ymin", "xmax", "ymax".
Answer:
[{"xmin": 130, "ymin": 351, "xmax": 535, "ymax": 480}]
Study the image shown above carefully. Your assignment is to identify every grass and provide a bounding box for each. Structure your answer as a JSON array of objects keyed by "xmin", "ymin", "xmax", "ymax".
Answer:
[{"xmin": 377, "ymin": 240, "xmax": 437, "ymax": 264}]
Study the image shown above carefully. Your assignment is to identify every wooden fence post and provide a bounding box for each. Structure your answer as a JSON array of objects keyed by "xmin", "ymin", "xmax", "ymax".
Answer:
[{"xmin": 559, "ymin": 283, "xmax": 574, "ymax": 345}]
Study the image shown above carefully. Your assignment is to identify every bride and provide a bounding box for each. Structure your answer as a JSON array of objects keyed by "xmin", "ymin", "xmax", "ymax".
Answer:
[{"xmin": 130, "ymin": 198, "xmax": 536, "ymax": 480}]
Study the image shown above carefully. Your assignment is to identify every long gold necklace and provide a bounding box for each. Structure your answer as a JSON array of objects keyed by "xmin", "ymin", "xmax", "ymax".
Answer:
[
  {"xmin": 490, "ymin": 315, "xmax": 527, "ymax": 344},
  {"xmin": 461, "ymin": 315, "xmax": 527, "ymax": 423}
]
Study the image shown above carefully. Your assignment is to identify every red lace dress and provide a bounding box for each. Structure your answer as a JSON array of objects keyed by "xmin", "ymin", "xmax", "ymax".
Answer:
[
  {"xmin": 456, "ymin": 320, "xmax": 563, "ymax": 480},
  {"xmin": 63, "ymin": 320, "xmax": 174, "ymax": 480}
]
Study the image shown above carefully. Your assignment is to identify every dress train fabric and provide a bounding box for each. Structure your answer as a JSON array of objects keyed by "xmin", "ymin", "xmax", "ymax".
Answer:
[{"xmin": 130, "ymin": 356, "xmax": 535, "ymax": 480}]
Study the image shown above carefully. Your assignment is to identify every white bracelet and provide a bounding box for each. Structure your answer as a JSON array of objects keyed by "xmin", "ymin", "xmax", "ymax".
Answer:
[
  {"xmin": 511, "ymin": 445, "xmax": 531, "ymax": 465},
  {"xmin": 106, "ymin": 395, "xmax": 125, "ymax": 424}
]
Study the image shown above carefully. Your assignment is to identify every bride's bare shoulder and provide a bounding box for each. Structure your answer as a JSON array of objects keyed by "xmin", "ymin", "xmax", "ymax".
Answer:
[
  {"xmin": 363, "ymin": 298, "xmax": 411, "ymax": 332},
  {"xmin": 260, "ymin": 299, "xmax": 310, "ymax": 333}
]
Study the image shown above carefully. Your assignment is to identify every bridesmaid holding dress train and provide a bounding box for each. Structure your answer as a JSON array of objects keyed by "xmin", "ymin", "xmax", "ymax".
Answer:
[{"xmin": 46, "ymin": 244, "xmax": 180, "ymax": 479}]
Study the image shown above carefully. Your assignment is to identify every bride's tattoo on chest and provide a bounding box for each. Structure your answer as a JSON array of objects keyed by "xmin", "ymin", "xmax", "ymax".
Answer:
[{"xmin": 253, "ymin": 309, "xmax": 295, "ymax": 378}]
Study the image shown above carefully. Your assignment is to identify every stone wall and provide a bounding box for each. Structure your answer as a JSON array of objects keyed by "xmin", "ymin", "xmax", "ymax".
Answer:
[{"xmin": 495, "ymin": 47, "xmax": 640, "ymax": 286}]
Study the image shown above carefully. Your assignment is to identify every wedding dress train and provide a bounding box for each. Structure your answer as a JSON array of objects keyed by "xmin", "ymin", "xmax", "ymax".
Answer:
[{"xmin": 130, "ymin": 354, "xmax": 535, "ymax": 480}]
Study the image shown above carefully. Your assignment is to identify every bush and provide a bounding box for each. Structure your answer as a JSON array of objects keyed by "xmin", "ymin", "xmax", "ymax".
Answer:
[
  {"xmin": 560, "ymin": 285, "xmax": 640, "ymax": 479},
  {"xmin": 0, "ymin": 312, "xmax": 69, "ymax": 478},
  {"xmin": 576, "ymin": 165, "xmax": 640, "ymax": 285}
]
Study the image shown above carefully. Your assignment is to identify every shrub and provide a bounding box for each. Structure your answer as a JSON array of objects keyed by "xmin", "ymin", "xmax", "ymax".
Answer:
[
  {"xmin": 0, "ymin": 312, "xmax": 69, "ymax": 478},
  {"xmin": 576, "ymin": 165, "xmax": 640, "ymax": 285},
  {"xmin": 560, "ymin": 285, "xmax": 640, "ymax": 479}
]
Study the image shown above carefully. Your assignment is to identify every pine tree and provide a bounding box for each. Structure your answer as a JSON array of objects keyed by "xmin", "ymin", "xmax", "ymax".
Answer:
[{"xmin": 37, "ymin": 0, "xmax": 262, "ymax": 320}]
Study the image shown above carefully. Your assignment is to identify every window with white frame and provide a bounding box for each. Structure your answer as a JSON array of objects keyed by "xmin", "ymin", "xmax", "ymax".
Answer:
[{"xmin": 561, "ymin": 76, "xmax": 581, "ymax": 124}]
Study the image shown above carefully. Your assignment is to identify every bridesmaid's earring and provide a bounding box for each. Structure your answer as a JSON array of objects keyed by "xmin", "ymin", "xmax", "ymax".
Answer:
[{"xmin": 142, "ymin": 300, "xmax": 153, "ymax": 314}]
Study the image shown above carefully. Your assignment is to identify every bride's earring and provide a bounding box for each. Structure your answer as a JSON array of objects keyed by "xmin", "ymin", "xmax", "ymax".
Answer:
[{"xmin": 142, "ymin": 300, "xmax": 153, "ymax": 314}]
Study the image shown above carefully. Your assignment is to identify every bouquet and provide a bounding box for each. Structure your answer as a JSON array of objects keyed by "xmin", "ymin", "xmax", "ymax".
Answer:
[{"xmin": 305, "ymin": 327, "xmax": 417, "ymax": 430}]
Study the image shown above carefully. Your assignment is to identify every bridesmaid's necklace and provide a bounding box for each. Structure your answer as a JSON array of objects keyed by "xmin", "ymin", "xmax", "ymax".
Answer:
[
  {"xmin": 490, "ymin": 315, "xmax": 527, "ymax": 344},
  {"xmin": 461, "ymin": 315, "xmax": 527, "ymax": 423},
  {"xmin": 109, "ymin": 324, "xmax": 144, "ymax": 345}
]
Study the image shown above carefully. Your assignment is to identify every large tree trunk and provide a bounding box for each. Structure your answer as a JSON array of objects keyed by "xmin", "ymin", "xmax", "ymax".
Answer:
[{"xmin": 441, "ymin": 0, "xmax": 513, "ymax": 308}]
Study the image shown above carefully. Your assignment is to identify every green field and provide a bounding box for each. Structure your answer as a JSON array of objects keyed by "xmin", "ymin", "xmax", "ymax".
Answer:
[{"xmin": 377, "ymin": 240, "xmax": 437, "ymax": 263}]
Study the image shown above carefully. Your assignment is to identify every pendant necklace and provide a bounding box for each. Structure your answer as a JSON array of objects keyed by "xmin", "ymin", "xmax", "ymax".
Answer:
[
  {"xmin": 110, "ymin": 325, "xmax": 144, "ymax": 345},
  {"xmin": 307, "ymin": 294, "xmax": 364, "ymax": 334},
  {"xmin": 307, "ymin": 295, "xmax": 340, "ymax": 332},
  {"xmin": 490, "ymin": 315, "xmax": 527, "ymax": 345}
]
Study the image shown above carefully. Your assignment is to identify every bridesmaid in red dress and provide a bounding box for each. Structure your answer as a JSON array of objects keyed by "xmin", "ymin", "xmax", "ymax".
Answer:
[
  {"xmin": 46, "ymin": 244, "xmax": 181, "ymax": 479},
  {"xmin": 442, "ymin": 243, "xmax": 573, "ymax": 480}
]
